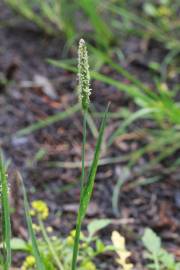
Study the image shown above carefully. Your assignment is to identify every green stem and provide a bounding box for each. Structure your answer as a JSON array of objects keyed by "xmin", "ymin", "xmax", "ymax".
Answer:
[
  {"xmin": 72, "ymin": 110, "xmax": 87, "ymax": 270},
  {"xmin": 154, "ymin": 254, "xmax": 160, "ymax": 270},
  {"xmin": 71, "ymin": 209, "xmax": 83, "ymax": 270},
  {"xmin": 80, "ymin": 111, "xmax": 87, "ymax": 193},
  {"xmin": 38, "ymin": 217, "xmax": 64, "ymax": 270}
]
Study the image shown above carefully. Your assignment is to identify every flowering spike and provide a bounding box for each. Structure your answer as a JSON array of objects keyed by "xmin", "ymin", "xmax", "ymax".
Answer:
[{"xmin": 78, "ymin": 38, "xmax": 91, "ymax": 111}]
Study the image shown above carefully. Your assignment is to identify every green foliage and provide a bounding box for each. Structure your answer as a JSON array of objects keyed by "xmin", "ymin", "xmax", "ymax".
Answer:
[
  {"xmin": 20, "ymin": 173, "xmax": 46, "ymax": 270},
  {"xmin": 142, "ymin": 228, "xmax": 180, "ymax": 270},
  {"xmin": 87, "ymin": 219, "xmax": 111, "ymax": 238},
  {"xmin": 72, "ymin": 105, "xmax": 109, "ymax": 270},
  {"xmin": 16, "ymin": 103, "xmax": 80, "ymax": 137},
  {"xmin": 76, "ymin": 0, "xmax": 113, "ymax": 48},
  {"xmin": 50, "ymin": 56, "xmax": 180, "ymax": 172},
  {"xmin": 5, "ymin": 0, "xmax": 112, "ymax": 48},
  {"xmin": 5, "ymin": 0, "xmax": 64, "ymax": 36},
  {"xmin": 6, "ymin": 0, "xmax": 179, "ymax": 173},
  {"xmin": 11, "ymin": 213, "xmax": 112, "ymax": 270},
  {"xmin": 110, "ymin": 0, "xmax": 180, "ymax": 51},
  {"xmin": 0, "ymin": 153, "xmax": 11, "ymax": 270}
]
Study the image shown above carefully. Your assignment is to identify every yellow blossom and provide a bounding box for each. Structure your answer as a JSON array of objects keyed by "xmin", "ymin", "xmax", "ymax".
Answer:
[
  {"xmin": 70, "ymin": 229, "xmax": 76, "ymax": 238},
  {"xmin": 31, "ymin": 200, "xmax": 49, "ymax": 220},
  {"xmin": 70, "ymin": 229, "xmax": 84, "ymax": 239},
  {"xmin": 81, "ymin": 261, "xmax": 96, "ymax": 270},
  {"xmin": 66, "ymin": 235, "xmax": 74, "ymax": 246},
  {"xmin": 47, "ymin": 226, "xmax": 53, "ymax": 233},
  {"xmin": 51, "ymin": 236, "xmax": 57, "ymax": 241},
  {"xmin": 111, "ymin": 231, "xmax": 133, "ymax": 270},
  {"xmin": 32, "ymin": 223, "xmax": 40, "ymax": 232},
  {"xmin": 30, "ymin": 210, "xmax": 35, "ymax": 216},
  {"xmin": 21, "ymin": 255, "xmax": 35, "ymax": 270},
  {"xmin": 158, "ymin": 6, "xmax": 171, "ymax": 17}
]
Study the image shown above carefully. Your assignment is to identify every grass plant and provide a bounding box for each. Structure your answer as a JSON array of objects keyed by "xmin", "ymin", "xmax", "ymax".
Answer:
[{"xmin": 71, "ymin": 39, "xmax": 108, "ymax": 270}]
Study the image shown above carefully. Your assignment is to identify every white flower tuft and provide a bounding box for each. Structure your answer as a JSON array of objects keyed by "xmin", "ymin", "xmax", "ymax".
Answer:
[{"xmin": 78, "ymin": 39, "xmax": 91, "ymax": 111}]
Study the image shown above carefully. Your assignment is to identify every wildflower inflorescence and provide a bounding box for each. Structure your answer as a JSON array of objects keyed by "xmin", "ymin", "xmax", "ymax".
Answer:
[
  {"xmin": 78, "ymin": 38, "xmax": 91, "ymax": 111},
  {"xmin": 30, "ymin": 200, "xmax": 49, "ymax": 220},
  {"xmin": 21, "ymin": 255, "xmax": 36, "ymax": 270}
]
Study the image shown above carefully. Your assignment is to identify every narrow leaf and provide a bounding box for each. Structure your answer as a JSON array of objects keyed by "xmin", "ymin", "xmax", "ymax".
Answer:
[
  {"xmin": 0, "ymin": 154, "xmax": 11, "ymax": 270},
  {"xmin": 80, "ymin": 104, "xmax": 109, "ymax": 218},
  {"xmin": 16, "ymin": 103, "xmax": 80, "ymax": 136},
  {"xmin": 72, "ymin": 104, "xmax": 109, "ymax": 270},
  {"xmin": 18, "ymin": 172, "xmax": 45, "ymax": 270}
]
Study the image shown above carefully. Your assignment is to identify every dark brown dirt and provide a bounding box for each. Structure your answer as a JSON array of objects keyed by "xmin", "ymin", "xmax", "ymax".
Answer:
[{"xmin": 0, "ymin": 3, "xmax": 179, "ymax": 269}]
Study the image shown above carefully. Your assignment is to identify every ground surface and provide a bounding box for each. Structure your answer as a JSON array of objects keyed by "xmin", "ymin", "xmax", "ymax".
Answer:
[{"xmin": 0, "ymin": 3, "xmax": 179, "ymax": 269}]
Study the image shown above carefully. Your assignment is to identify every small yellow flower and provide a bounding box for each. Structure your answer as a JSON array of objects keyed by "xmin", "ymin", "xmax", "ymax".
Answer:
[
  {"xmin": 81, "ymin": 261, "xmax": 96, "ymax": 270},
  {"xmin": 158, "ymin": 6, "xmax": 171, "ymax": 17},
  {"xmin": 70, "ymin": 229, "xmax": 76, "ymax": 238},
  {"xmin": 32, "ymin": 223, "xmax": 40, "ymax": 232},
  {"xmin": 67, "ymin": 230, "xmax": 84, "ymax": 246},
  {"xmin": 70, "ymin": 229, "xmax": 84, "ymax": 239},
  {"xmin": 159, "ymin": 83, "xmax": 168, "ymax": 92},
  {"xmin": 30, "ymin": 210, "xmax": 35, "ymax": 216},
  {"xmin": 111, "ymin": 231, "xmax": 133, "ymax": 270},
  {"xmin": 31, "ymin": 200, "xmax": 49, "ymax": 220},
  {"xmin": 47, "ymin": 226, "xmax": 53, "ymax": 233},
  {"xmin": 81, "ymin": 242, "xmax": 88, "ymax": 249},
  {"xmin": 21, "ymin": 255, "xmax": 36, "ymax": 270},
  {"xmin": 66, "ymin": 235, "xmax": 74, "ymax": 246},
  {"xmin": 51, "ymin": 236, "xmax": 57, "ymax": 241}
]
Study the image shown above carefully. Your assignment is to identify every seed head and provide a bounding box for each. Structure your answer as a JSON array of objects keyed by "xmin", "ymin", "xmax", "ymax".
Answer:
[
  {"xmin": 78, "ymin": 39, "xmax": 91, "ymax": 111},
  {"xmin": 0, "ymin": 182, "xmax": 10, "ymax": 197}
]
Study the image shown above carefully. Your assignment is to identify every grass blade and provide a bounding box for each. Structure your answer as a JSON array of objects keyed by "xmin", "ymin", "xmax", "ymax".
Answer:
[
  {"xmin": 81, "ymin": 105, "xmax": 109, "ymax": 215},
  {"xmin": 108, "ymin": 107, "xmax": 159, "ymax": 145},
  {"xmin": 16, "ymin": 103, "xmax": 80, "ymax": 136},
  {"xmin": 72, "ymin": 104, "xmax": 109, "ymax": 270},
  {"xmin": 17, "ymin": 172, "xmax": 46, "ymax": 270},
  {"xmin": 37, "ymin": 217, "xmax": 64, "ymax": 270},
  {"xmin": 0, "ymin": 154, "xmax": 11, "ymax": 270}
]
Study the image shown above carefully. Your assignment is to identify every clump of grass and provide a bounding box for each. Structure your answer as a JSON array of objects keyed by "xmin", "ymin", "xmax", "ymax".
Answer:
[
  {"xmin": 5, "ymin": 0, "xmax": 112, "ymax": 48},
  {"xmin": 51, "ymin": 52, "xmax": 180, "ymax": 173}
]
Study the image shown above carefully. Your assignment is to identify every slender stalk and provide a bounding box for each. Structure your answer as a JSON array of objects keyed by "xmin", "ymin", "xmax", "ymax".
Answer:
[
  {"xmin": 154, "ymin": 255, "xmax": 160, "ymax": 270},
  {"xmin": 0, "ymin": 155, "xmax": 11, "ymax": 270},
  {"xmin": 80, "ymin": 111, "xmax": 87, "ymax": 192},
  {"xmin": 72, "ymin": 110, "xmax": 87, "ymax": 270},
  {"xmin": 71, "ymin": 207, "xmax": 83, "ymax": 270},
  {"xmin": 20, "ymin": 172, "xmax": 45, "ymax": 270},
  {"xmin": 38, "ymin": 217, "xmax": 64, "ymax": 270},
  {"xmin": 72, "ymin": 106, "xmax": 108, "ymax": 270}
]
